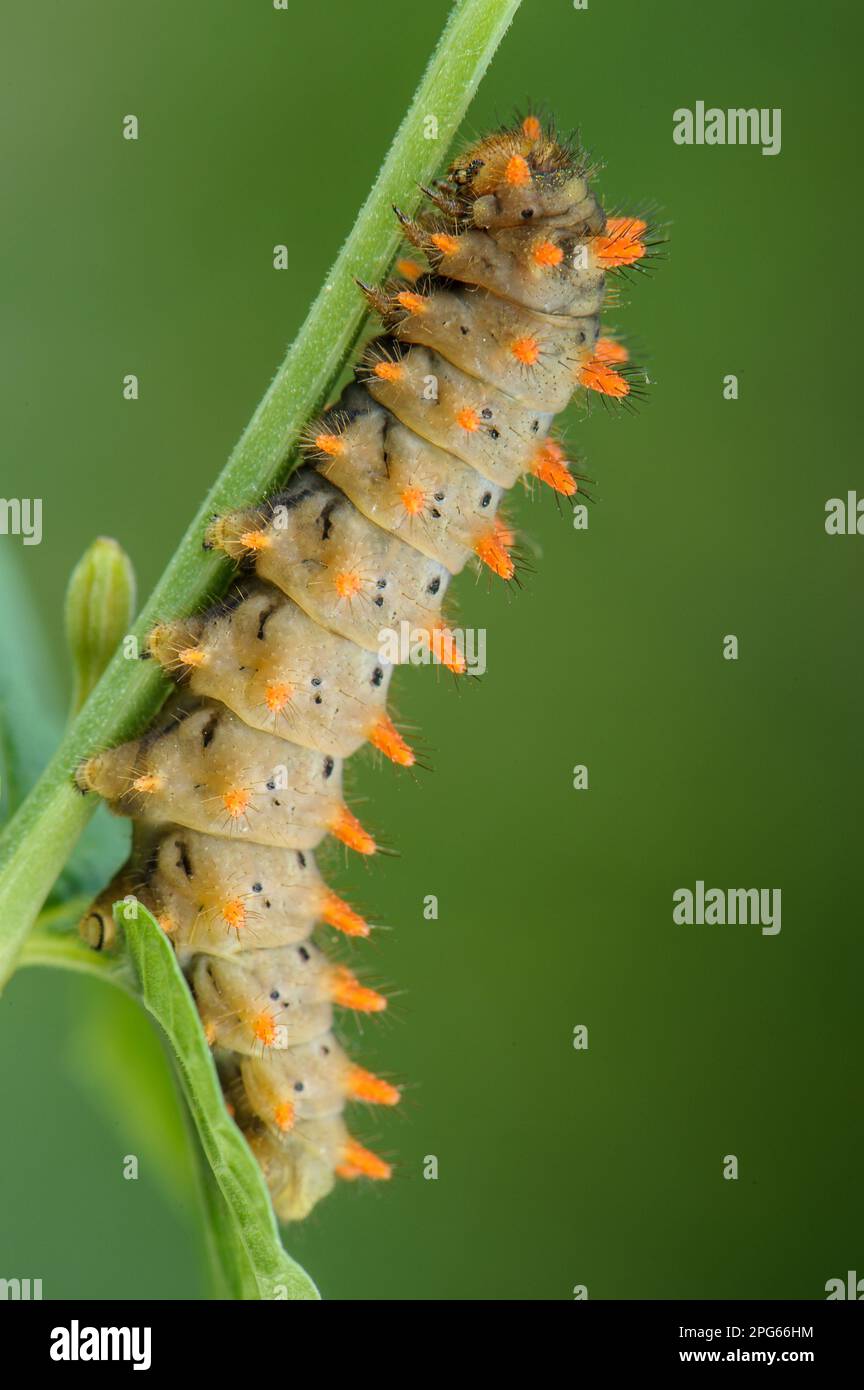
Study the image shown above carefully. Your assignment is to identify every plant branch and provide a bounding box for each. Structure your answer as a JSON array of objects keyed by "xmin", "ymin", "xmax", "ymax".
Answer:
[{"xmin": 0, "ymin": 0, "xmax": 523, "ymax": 990}]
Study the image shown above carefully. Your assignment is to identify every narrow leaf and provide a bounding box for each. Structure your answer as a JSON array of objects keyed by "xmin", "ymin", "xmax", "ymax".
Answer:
[
  {"xmin": 0, "ymin": 546, "xmax": 62, "ymax": 823},
  {"xmin": 119, "ymin": 898, "xmax": 320, "ymax": 1301}
]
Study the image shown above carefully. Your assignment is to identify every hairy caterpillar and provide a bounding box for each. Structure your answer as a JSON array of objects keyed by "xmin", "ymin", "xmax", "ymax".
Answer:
[{"xmin": 77, "ymin": 116, "xmax": 654, "ymax": 1221}]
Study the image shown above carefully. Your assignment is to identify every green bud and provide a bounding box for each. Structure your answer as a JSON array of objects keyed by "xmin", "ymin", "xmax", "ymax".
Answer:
[{"xmin": 65, "ymin": 537, "xmax": 136, "ymax": 717}]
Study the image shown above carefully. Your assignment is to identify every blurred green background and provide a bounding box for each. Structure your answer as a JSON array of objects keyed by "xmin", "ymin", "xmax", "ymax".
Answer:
[{"xmin": 1, "ymin": 0, "xmax": 861, "ymax": 1300}]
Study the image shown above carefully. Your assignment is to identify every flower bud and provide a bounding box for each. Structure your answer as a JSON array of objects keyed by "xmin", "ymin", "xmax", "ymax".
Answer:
[{"xmin": 65, "ymin": 537, "xmax": 136, "ymax": 715}]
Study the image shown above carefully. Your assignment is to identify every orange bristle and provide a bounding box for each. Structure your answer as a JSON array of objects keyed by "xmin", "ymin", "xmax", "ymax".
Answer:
[
  {"xmin": 511, "ymin": 335, "xmax": 540, "ymax": 366},
  {"xmin": 132, "ymin": 774, "xmax": 160, "ymax": 794},
  {"xmin": 594, "ymin": 217, "xmax": 647, "ymax": 268},
  {"xmin": 521, "ymin": 114, "xmax": 542, "ymax": 142},
  {"xmin": 320, "ymin": 889, "xmax": 370, "ymax": 939},
  {"xmin": 532, "ymin": 239, "xmax": 563, "ymax": 268},
  {"xmin": 240, "ymin": 529, "xmax": 271, "ymax": 552},
  {"xmin": 368, "ymin": 713, "xmax": 415, "ymax": 767},
  {"xmin": 374, "ymin": 360, "xmax": 404, "ymax": 383},
  {"xmin": 263, "ymin": 680, "xmax": 292, "ymax": 714},
  {"xmin": 337, "ymin": 1138, "xmax": 392, "ymax": 1181},
  {"xmin": 252, "ymin": 1012, "xmax": 277, "ymax": 1047},
  {"xmin": 334, "ymin": 570, "xmax": 363, "ymax": 599},
  {"xmin": 426, "ymin": 625, "xmax": 467, "ymax": 675},
  {"xmin": 531, "ymin": 440, "xmax": 577, "ymax": 496},
  {"xmin": 222, "ymin": 898, "xmax": 246, "ymax": 931},
  {"xmin": 505, "ymin": 153, "xmax": 531, "ymax": 187},
  {"xmin": 314, "ymin": 432, "xmax": 345, "ymax": 458},
  {"xmin": 474, "ymin": 530, "xmax": 515, "ymax": 580},
  {"xmin": 396, "ymin": 290, "xmax": 427, "ymax": 315},
  {"xmin": 400, "ymin": 485, "xmax": 425, "ymax": 515},
  {"xmin": 455, "ymin": 406, "xmax": 480, "ymax": 433},
  {"xmin": 222, "ymin": 787, "xmax": 252, "ymax": 819},
  {"xmin": 330, "ymin": 804, "xmax": 377, "ymax": 855},
  {"xmin": 331, "ymin": 965, "xmax": 386, "ymax": 1014},
  {"xmin": 430, "ymin": 232, "xmax": 460, "ymax": 256},
  {"xmin": 346, "ymin": 1065, "xmax": 400, "ymax": 1107},
  {"xmin": 579, "ymin": 354, "xmax": 630, "ymax": 398},
  {"xmin": 274, "ymin": 1101, "xmax": 295, "ymax": 1133},
  {"xmin": 178, "ymin": 646, "xmax": 206, "ymax": 668}
]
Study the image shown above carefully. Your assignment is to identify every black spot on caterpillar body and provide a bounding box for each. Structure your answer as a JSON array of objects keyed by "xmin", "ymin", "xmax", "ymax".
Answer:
[{"xmin": 78, "ymin": 116, "xmax": 654, "ymax": 1221}]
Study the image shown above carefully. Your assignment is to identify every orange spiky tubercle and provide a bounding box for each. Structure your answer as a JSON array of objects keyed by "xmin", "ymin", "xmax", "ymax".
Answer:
[
  {"xmin": 78, "ymin": 112, "xmax": 656, "ymax": 1224},
  {"xmin": 337, "ymin": 1138, "xmax": 392, "ymax": 1182},
  {"xmin": 594, "ymin": 217, "xmax": 648, "ymax": 268},
  {"xmin": 474, "ymin": 524, "xmax": 515, "ymax": 580},
  {"xmin": 575, "ymin": 337, "xmax": 649, "ymax": 404},
  {"xmin": 321, "ymin": 896, "xmax": 368, "ymax": 942},
  {"xmin": 368, "ymin": 714, "xmax": 415, "ymax": 767},
  {"xmin": 531, "ymin": 439, "xmax": 578, "ymax": 495}
]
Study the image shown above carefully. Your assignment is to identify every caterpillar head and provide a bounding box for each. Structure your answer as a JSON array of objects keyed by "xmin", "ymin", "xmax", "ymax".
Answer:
[{"xmin": 445, "ymin": 122, "xmax": 595, "ymax": 230}]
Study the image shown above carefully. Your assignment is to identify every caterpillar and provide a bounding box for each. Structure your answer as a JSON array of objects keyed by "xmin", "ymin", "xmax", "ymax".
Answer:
[{"xmin": 77, "ymin": 115, "xmax": 654, "ymax": 1221}]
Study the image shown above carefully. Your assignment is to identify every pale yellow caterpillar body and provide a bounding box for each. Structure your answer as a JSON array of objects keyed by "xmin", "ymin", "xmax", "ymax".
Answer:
[{"xmin": 78, "ymin": 117, "xmax": 654, "ymax": 1221}]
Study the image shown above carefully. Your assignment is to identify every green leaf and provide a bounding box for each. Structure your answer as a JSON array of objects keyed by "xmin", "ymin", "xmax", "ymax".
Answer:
[
  {"xmin": 0, "ymin": 541, "xmax": 129, "ymax": 900},
  {"xmin": 119, "ymin": 898, "xmax": 320, "ymax": 1301},
  {"xmin": 197, "ymin": 1160, "xmax": 267, "ymax": 1300},
  {"xmin": 0, "ymin": 546, "xmax": 62, "ymax": 825}
]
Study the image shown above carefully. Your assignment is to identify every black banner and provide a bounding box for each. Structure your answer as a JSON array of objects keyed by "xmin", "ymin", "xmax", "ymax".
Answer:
[{"xmin": 2, "ymin": 1299, "xmax": 859, "ymax": 1373}]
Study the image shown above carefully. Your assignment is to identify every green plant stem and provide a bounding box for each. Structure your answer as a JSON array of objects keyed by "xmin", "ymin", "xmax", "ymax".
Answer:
[{"xmin": 0, "ymin": 0, "xmax": 522, "ymax": 990}]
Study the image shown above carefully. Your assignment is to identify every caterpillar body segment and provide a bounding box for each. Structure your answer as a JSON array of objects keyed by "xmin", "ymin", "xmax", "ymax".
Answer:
[
  {"xmin": 376, "ymin": 279, "xmax": 601, "ymax": 412},
  {"xmin": 364, "ymin": 342, "xmax": 555, "ymax": 487},
  {"xmin": 78, "ymin": 698, "xmax": 363, "ymax": 852},
  {"xmin": 79, "ymin": 115, "xmax": 652, "ymax": 1222},
  {"xmin": 239, "ymin": 1036, "xmax": 379, "ymax": 1134},
  {"xmin": 209, "ymin": 471, "xmax": 452, "ymax": 655},
  {"xmin": 192, "ymin": 943, "xmax": 337, "ymax": 1054},
  {"xmin": 244, "ymin": 1116, "xmax": 349, "ymax": 1221},
  {"xmin": 309, "ymin": 388, "xmax": 507, "ymax": 574},
  {"xmin": 143, "ymin": 830, "xmax": 363, "ymax": 962},
  {"xmin": 149, "ymin": 584, "xmax": 399, "ymax": 761},
  {"xmin": 398, "ymin": 219, "xmax": 607, "ymax": 317}
]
